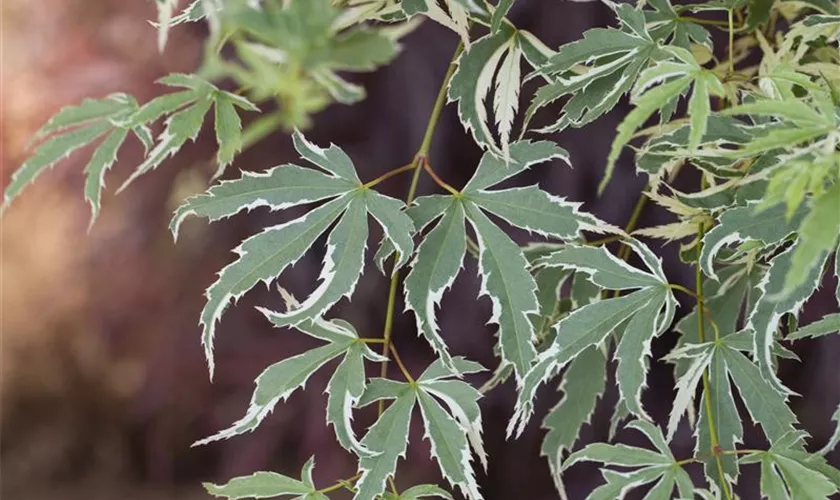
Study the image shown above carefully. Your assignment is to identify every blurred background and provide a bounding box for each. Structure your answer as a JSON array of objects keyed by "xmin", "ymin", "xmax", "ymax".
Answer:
[{"xmin": 1, "ymin": 1, "xmax": 838, "ymax": 499}]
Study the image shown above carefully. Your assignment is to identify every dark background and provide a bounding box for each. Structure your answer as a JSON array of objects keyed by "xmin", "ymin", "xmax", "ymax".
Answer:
[{"xmin": 1, "ymin": 1, "xmax": 837, "ymax": 498}]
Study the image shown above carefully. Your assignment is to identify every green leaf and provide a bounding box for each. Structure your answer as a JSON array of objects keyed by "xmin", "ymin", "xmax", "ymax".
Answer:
[
  {"xmin": 267, "ymin": 194, "xmax": 369, "ymax": 325},
  {"xmin": 418, "ymin": 357, "xmax": 487, "ymax": 382},
  {"xmin": 531, "ymin": 245, "xmax": 674, "ymax": 421},
  {"xmin": 564, "ymin": 443, "xmax": 672, "ymax": 469},
  {"xmin": 328, "ymin": 28, "xmax": 399, "ymax": 71},
  {"xmin": 541, "ymin": 347, "xmax": 607, "ymax": 482},
  {"xmin": 3, "ymin": 89, "xmax": 228, "ymax": 223},
  {"xmin": 132, "ymin": 124, "xmax": 154, "ymax": 153},
  {"xmin": 449, "ymin": 27, "xmax": 549, "ymax": 153},
  {"xmin": 365, "ymin": 191, "xmax": 416, "ymax": 272},
  {"xmin": 355, "ymin": 389, "xmax": 417, "ymax": 500},
  {"xmin": 30, "ymin": 94, "xmax": 130, "ymax": 141},
  {"xmin": 668, "ymin": 267, "xmax": 757, "ymax": 455},
  {"xmin": 196, "ymin": 195, "xmax": 349, "ymax": 377},
  {"xmin": 672, "ymin": 346, "xmax": 715, "ymax": 439},
  {"xmin": 177, "ymin": 131, "xmax": 414, "ymax": 376},
  {"xmin": 358, "ymin": 378, "xmax": 411, "ymax": 407},
  {"xmin": 403, "ymin": 142, "xmax": 617, "ymax": 382},
  {"xmin": 125, "ymin": 89, "xmax": 199, "ymax": 126},
  {"xmin": 527, "ymin": 5, "xmax": 658, "ymax": 133},
  {"xmin": 701, "ymin": 202, "xmax": 806, "ymax": 280},
  {"xmin": 635, "ymin": 115, "xmax": 755, "ymax": 178},
  {"xmin": 687, "ymin": 72, "xmax": 724, "ymax": 151},
  {"xmin": 448, "ymin": 29, "xmax": 512, "ymax": 153},
  {"xmin": 465, "ymin": 202, "xmax": 539, "ymax": 379},
  {"xmin": 786, "ymin": 184, "xmax": 840, "ymax": 291},
  {"xmin": 201, "ymin": 308, "xmax": 381, "ymax": 452},
  {"xmin": 788, "ymin": 313, "xmax": 840, "ymax": 340},
  {"xmin": 757, "ymin": 454, "xmax": 789, "ymax": 499},
  {"xmin": 5, "ymin": 122, "xmax": 110, "ymax": 208},
  {"xmin": 615, "ymin": 296, "xmax": 668, "ymax": 419},
  {"xmin": 820, "ymin": 406, "xmax": 840, "ymax": 455},
  {"xmin": 715, "ymin": 95, "xmax": 837, "ymax": 162},
  {"xmin": 124, "ymin": 83, "xmax": 256, "ymax": 185},
  {"xmin": 401, "ymin": 0, "xmax": 471, "ymax": 45},
  {"xmin": 325, "ymin": 344, "xmax": 379, "ymax": 456},
  {"xmin": 558, "ymin": 420, "xmax": 689, "ymax": 498},
  {"xmin": 645, "ymin": 0, "xmax": 711, "ymax": 49},
  {"xmin": 403, "ymin": 199, "xmax": 467, "ymax": 371},
  {"xmin": 722, "ymin": 99, "xmax": 832, "ymax": 128},
  {"xmin": 375, "ymin": 194, "xmax": 456, "ymax": 274},
  {"xmin": 312, "ymin": 68, "xmax": 365, "ymax": 104},
  {"xmin": 204, "ymin": 471, "xmax": 312, "ymax": 499},
  {"xmin": 83, "ymin": 128, "xmax": 130, "ymax": 224},
  {"xmin": 416, "ymin": 391, "xmax": 482, "ymax": 499},
  {"xmin": 120, "ymin": 95, "xmax": 214, "ymax": 191},
  {"xmin": 170, "ymin": 165, "xmax": 355, "ymax": 239},
  {"xmin": 194, "ymin": 337, "xmax": 352, "ymax": 445},
  {"xmin": 603, "ymin": 75, "xmax": 693, "ymax": 194},
  {"xmin": 512, "ymin": 289, "xmax": 659, "ymax": 434},
  {"xmin": 749, "ymin": 432, "xmax": 840, "ymax": 498},
  {"xmin": 571, "ymin": 273, "xmax": 602, "ymax": 308},
  {"xmin": 462, "ymin": 140, "xmax": 569, "ymax": 193},
  {"xmin": 700, "ymin": 348, "xmax": 743, "ymax": 489},
  {"xmin": 420, "ymin": 378, "xmax": 487, "ymax": 471},
  {"xmin": 510, "ymin": 240, "xmax": 675, "ymax": 434},
  {"xmin": 667, "ymin": 335, "xmax": 744, "ymax": 490},
  {"xmin": 226, "ymin": 0, "xmax": 398, "ymax": 126},
  {"xmin": 301, "ymin": 456, "xmax": 317, "ymax": 489},
  {"xmin": 745, "ymin": 0, "xmax": 775, "ymax": 30},
  {"xmin": 292, "ymin": 129, "xmax": 361, "ymax": 183},
  {"xmin": 234, "ymin": 0, "xmax": 398, "ymax": 73},
  {"xmin": 533, "ymin": 246, "xmax": 662, "ymax": 290},
  {"xmin": 774, "ymin": 454, "xmax": 838, "ymax": 498},
  {"xmin": 464, "ymin": 186, "xmax": 610, "ymax": 240},
  {"xmin": 493, "ymin": 38, "xmax": 522, "ymax": 160},
  {"xmin": 491, "ymin": 0, "xmax": 515, "ymax": 33},
  {"xmin": 214, "ymin": 92, "xmax": 244, "ymax": 174},
  {"xmin": 747, "ymin": 243, "xmax": 831, "ymax": 395},
  {"xmin": 585, "ymin": 468, "xmax": 666, "ymax": 500},
  {"xmin": 719, "ymin": 345, "xmax": 799, "ymax": 444}
]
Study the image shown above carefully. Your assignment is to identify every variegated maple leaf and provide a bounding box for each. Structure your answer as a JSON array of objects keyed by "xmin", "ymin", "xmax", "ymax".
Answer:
[
  {"xmin": 509, "ymin": 239, "xmax": 677, "ymax": 436},
  {"xmin": 172, "ymin": 130, "xmax": 414, "ymax": 377},
  {"xmin": 397, "ymin": 140, "xmax": 614, "ymax": 380}
]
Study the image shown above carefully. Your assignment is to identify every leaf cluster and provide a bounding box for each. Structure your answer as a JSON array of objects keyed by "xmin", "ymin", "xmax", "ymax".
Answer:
[{"xmin": 5, "ymin": 0, "xmax": 840, "ymax": 499}]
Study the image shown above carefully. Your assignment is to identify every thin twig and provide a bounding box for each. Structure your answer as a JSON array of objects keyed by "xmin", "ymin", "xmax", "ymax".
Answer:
[
  {"xmin": 377, "ymin": 41, "xmax": 465, "ymax": 413},
  {"xmin": 364, "ymin": 162, "xmax": 418, "ymax": 189},
  {"xmin": 696, "ymin": 221, "xmax": 733, "ymax": 500},
  {"xmin": 422, "ymin": 159, "xmax": 460, "ymax": 195},
  {"xmin": 317, "ymin": 473, "xmax": 362, "ymax": 494},
  {"xmin": 389, "ymin": 342, "xmax": 416, "ymax": 384}
]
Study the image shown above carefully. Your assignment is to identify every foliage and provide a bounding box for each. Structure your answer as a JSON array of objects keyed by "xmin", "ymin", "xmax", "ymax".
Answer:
[{"xmin": 4, "ymin": 0, "xmax": 840, "ymax": 498}]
